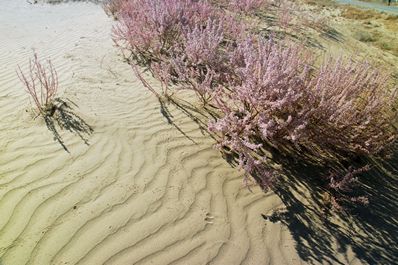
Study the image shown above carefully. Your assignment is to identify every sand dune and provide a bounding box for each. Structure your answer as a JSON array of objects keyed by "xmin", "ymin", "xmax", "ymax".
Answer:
[{"xmin": 1, "ymin": 1, "xmax": 391, "ymax": 265}]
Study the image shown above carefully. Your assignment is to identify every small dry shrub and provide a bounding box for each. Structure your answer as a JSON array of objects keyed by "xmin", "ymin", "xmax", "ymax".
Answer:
[
  {"xmin": 17, "ymin": 53, "xmax": 58, "ymax": 116},
  {"xmin": 17, "ymin": 53, "xmax": 93, "ymax": 152}
]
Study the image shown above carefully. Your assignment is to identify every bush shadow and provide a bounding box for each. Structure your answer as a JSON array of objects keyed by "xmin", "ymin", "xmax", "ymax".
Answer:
[
  {"xmin": 264, "ymin": 151, "xmax": 398, "ymax": 264},
  {"xmin": 44, "ymin": 98, "xmax": 93, "ymax": 152},
  {"xmin": 157, "ymin": 95, "xmax": 219, "ymax": 143}
]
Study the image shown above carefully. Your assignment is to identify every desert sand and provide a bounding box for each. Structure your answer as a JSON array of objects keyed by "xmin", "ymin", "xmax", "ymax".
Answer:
[{"xmin": 0, "ymin": 1, "xmax": 396, "ymax": 265}]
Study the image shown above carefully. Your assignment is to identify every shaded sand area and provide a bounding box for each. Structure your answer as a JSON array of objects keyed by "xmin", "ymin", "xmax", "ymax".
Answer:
[{"xmin": 0, "ymin": 1, "xmax": 397, "ymax": 265}]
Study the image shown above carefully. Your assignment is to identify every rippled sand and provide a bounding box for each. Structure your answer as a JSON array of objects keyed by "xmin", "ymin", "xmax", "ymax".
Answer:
[{"xmin": 1, "ymin": 1, "xmax": 394, "ymax": 265}]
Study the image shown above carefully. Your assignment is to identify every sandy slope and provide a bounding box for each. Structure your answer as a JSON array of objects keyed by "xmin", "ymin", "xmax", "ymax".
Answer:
[{"xmin": 0, "ymin": 1, "xmax": 387, "ymax": 265}]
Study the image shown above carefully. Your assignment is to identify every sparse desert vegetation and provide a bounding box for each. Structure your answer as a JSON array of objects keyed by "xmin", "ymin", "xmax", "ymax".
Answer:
[
  {"xmin": 1, "ymin": 0, "xmax": 397, "ymax": 264},
  {"xmin": 107, "ymin": 0, "xmax": 398, "ymax": 208},
  {"xmin": 17, "ymin": 53, "xmax": 59, "ymax": 116},
  {"xmin": 17, "ymin": 53, "xmax": 93, "ymax": 152}
]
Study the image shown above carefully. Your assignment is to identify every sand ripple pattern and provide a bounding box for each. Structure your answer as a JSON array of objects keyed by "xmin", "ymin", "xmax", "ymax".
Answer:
[{"xmin": 0, "ymin": 1, "xmax": 366, "ymax": 265}]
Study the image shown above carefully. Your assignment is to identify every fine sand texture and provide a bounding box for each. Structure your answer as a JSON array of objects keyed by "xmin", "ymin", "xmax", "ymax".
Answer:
[{"xmin": 0, "ymin": 1, "xmax": 396, "ymax": 265}]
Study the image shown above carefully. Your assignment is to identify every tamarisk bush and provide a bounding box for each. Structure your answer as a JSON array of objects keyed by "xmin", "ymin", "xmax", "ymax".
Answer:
[
  {"xmin": 112, "ymin": 0, "xmax": 217, "ymax": 61},
  {"xmin": 306, "ymin": 57, "xmax": 397, "ymax": 157},
  {"xmin": 168, "ymin": 17, "xmax": 245, "ymax": 102},
  {"xmin": 210, "ymin": 36, "xmax": 398, "ymax": 188},
  {"xmin": 209, "ymin": 37, "xmax": 314, "ymax": 187},
  {"xmin": 107, "ymin": 0, "xmax": 398, "ymax": 205},
  {"xmin": 113, "ymin": 0, "xmax": 245, "ymax": 100},
  {"xmin": 17, "ymin": 53, "xmax": 58, "ymax": 115}
]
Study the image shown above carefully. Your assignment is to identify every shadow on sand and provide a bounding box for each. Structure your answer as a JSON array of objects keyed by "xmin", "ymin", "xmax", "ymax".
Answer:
[
  {"xmin": 157, "ymin": 96, "xmax": 219, "ymax": 144},
  {"xmin": 264, "ymin": 152, "xmax": 398, "ymax": 265},
  {"xmin": 44, "ymin": 98, "xmax": 93, "ymax": 152}
]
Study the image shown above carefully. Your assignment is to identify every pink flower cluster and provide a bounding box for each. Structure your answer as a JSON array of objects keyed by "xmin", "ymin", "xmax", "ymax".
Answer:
[{"xmin": 112, "ymin": 0, "xmax": 243, "ymax": 98}]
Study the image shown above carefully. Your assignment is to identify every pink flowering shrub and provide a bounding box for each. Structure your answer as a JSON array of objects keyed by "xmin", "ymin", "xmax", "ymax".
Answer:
[
  {"xmin": 210, "ymin": 36, "xmax": 398, "ymax": 188},
  {"xmin": 162, "ymin": 18, "xmax": 226, "ymax": 101},
  {"xmin": 167, "ymin": 17, "xmax": 245, "ymax": 102},
  {"xmin": 17, "ymin": 53, "xmax": 58, "ymax": 115},
  {"xmin": 209, "ymin": 37, "xmax": 314, "ymax": 186},
  {"xmin": 112, "ymin": 0, "xmax": 245, "ymax": 99},
  {"xmin": 306, "ymin": 57, "xmax": 397, "ymax": 157},
  {"xmin": 107, "ymin": 0, "xmax": 398, "ymax": 205},
  {"xmin": 112, "ymin": 0, "xmax": 217, "ymax": 60}
]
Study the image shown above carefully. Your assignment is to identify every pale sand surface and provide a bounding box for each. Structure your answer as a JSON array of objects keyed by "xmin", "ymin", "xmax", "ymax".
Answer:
[{"xmin": 0, "ymin": 1, "xmax": 396, "ymax": 265}]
